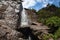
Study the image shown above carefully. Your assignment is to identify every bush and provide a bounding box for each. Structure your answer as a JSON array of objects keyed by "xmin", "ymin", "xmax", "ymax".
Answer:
[
  {"xmin": 42, "ymin": 29, "xmax": 60, "ymax": 40},
  {"xmin": 45, "ymin": 16, "xmax": 60, "ymax": 27},
  {"xmin": 37, "ymin": 10, "xmax": 55, "ymax": 23},
  {"xmin": 45, "ymin": 16, "xmax": 60, "ymax": 40},
  {"xmin": 54, "ymin": 27, "xmax": 60, "ymax": 40},
  {"xmin": 42, "ymin": 34, "xmax": 54, "ymax": 40},
  {"xmin": 38, "ymin": 18, "xmax": 46, "ymax": 23}
]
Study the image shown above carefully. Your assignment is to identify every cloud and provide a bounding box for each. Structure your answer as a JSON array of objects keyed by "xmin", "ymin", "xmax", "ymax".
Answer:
[
  {"xmin": 22, "ymin": 0, "xmax": 59, "ymax": 11},
  {"xmin": 22, "ymin": 0, "xmax": 36, "ymax": 8},
  {"xmin": 22, "ymin": 0, "xmax": 50, "ymax": 8}
]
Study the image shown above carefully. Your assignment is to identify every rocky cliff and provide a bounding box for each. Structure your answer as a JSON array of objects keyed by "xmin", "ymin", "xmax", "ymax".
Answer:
[{"xmin": 0, "ymin": 1, "xmax": 24, "ymax": 40}]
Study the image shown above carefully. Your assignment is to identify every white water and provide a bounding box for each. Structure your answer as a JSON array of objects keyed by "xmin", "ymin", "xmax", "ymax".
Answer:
[
  {"xmin": 21, "ymin": 8, "xmax": 29, "ymax": 27},
  {"xmin": 28, "ymin": 36, "xmax": 31, "ymax": 40},
  {"xmin": 20, "ymin": 2, "xmax": 32, "ymax": 40}
]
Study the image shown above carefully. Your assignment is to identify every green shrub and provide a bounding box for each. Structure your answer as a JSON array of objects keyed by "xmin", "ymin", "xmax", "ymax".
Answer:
[
  {"xmin": 38, "ymin": 18, "xmax": 46, "ymax": 23},
  {"xmin": 37, "ymin": 10, "xmax": 55, "ymax": 23},
  {"xmin": 45, "ymin": 16, "xmax": 60, "ymax": 27},
  {"xmin": 45, "ymin": 16, "xmax": 60, "ymax": 40},
  {"xmin": 42, "ymin": 29, "xmax": 60, "ymax": 40},
  {"xmin": 42, "ymin": 34, "xmax": 54, "ymax": 40},
  {"xmin": 54, "ymin": 27, "xmax": 60, "ymax": 40}
]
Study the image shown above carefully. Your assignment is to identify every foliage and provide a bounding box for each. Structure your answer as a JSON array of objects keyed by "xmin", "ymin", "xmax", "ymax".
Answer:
[
  {"xmin": 37, "ymin": 10, "xmax": 55, "ymax": 23},
  {"xmin": 37, "ymin": 4, "xmax": 60, "ymax": 27},
  {"xmin": 36, "ymin": 4, "xmax": 60, "ymax": 24},
  {"xmin": 54, "ymin": 27, "xmax": 60, "ymax": 40},
  {"xmin": 36, "ymin": 5, "xmax": 58, "ymax": 23},
  {"xmin": 42, "ymin": 34, "xmax": 54, "ymax": 40},
  {"xmin": 37, "ymin": 18, "xmax": 46, "ymax": 23},
  {"xmin": 37, "ymin": 4, "xmax": 60, "ymax": 40},
  {"xmin": 45, "ymin": 16, "xmax": 60, "ymax": 27}
]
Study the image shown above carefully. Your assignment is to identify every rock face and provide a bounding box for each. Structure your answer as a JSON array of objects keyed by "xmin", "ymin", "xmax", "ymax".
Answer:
[
  {"xmin": 0, "ymin": 1, "xmax": 24, "ymax": 40},
  {"xmin": 25, "ymin": 9, "xmax": 37, "ymax": 22},
  {"xmin": 0, "ymin": 1, "xmax": 20, "ymax": 29}
]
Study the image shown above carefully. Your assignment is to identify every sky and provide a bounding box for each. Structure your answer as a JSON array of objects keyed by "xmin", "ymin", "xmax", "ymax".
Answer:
[{"xmin": 22, "ymin": 0, "xmax": 60, "ymax": 11}]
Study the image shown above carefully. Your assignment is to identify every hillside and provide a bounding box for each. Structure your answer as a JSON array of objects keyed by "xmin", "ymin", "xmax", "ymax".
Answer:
[{"xmin": 36, "ymin": 4, "xmax": 60, "ymax": 40}]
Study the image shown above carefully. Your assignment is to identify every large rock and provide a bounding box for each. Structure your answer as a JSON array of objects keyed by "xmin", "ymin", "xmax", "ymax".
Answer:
[
  {"xmin": 0, "ymin": 1, "xmax": 19, "ymax": 29},
  {"xmin": 0, "ymin": 24, "xmax": 23, "ymax": 40},
  {"xmin": 0, "ymin": 1, "xmax": 24, "ymax": 40}
]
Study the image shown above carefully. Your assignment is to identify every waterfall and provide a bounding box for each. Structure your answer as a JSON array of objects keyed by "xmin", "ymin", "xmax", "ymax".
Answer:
[
  {"xmin": 21, "ymin": 8, "xmax": 29, "ymax": 27},
  {"xmin": 18, "ymin": 1, "xmax": 35, "ymax": 40}
]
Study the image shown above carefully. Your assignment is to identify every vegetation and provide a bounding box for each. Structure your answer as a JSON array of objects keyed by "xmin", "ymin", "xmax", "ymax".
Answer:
[
  {"xmin": 45, "ymin": 16, "xmax": 60, "ymax": 27},
  {"xmin": 54, "ymin": 27, "xmax": 60, "ymax": 40},
  {"xmin": 42, "ymin": 34, "xmax": 54, "ymax": 40},
  {"xmin": 37, "ymin": 4, "xmax": 60, "ymax": 40}
]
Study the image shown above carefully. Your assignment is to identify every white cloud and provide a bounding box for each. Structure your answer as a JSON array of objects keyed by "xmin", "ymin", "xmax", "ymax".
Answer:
[
  {"xmin": 22, "ymin": 0, "xmax": 36, "ymax": 8},
  {"xmin": 43, "ymin": 3, "xmax": 48, "ymax": 7}
]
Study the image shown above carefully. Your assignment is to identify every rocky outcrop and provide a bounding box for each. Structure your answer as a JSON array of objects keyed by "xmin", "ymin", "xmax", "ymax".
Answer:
[
  {"xmin": 0, "ymin": 1, "xmax": 24, "ymax": 40},
  {"xmin": 25, "ymin": 9, "xmax": 37, "ymax": 22}
]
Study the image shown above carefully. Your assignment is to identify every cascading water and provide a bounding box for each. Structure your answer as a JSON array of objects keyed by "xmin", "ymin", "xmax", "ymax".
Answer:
[
  {"xmin": 20, "ymin": 4, "xmax": 32, "ymax": 40},
  {"xmin": 21, "ymin": 8, "xmax": 29, "ymax": 27},
  {"xmin": 16, "ymin": 1, "xmax": 39, "ymax": 40},
  {"xmin": 28, "ymin": 36, "xmax": 31, "ymax": 40}
]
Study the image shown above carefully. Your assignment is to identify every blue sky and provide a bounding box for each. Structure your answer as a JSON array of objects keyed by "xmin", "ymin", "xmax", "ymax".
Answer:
[{"xmin": 22, "ymin": 0, "xmax": 60, "ymax": 11}]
